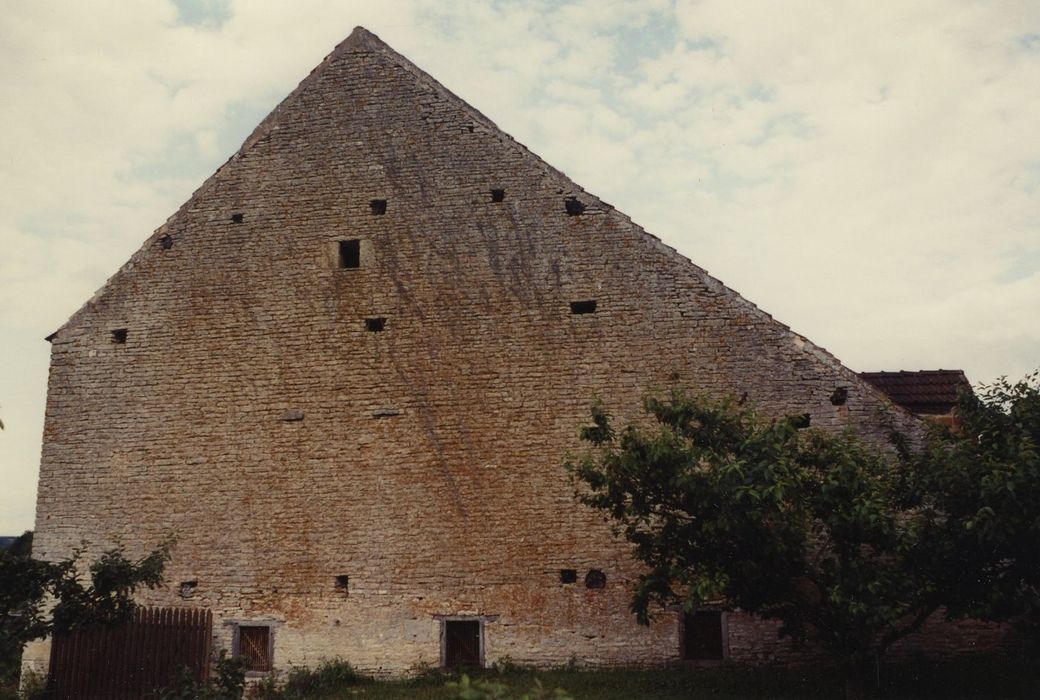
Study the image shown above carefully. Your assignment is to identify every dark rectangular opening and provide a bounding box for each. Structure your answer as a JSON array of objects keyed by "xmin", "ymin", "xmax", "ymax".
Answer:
[
  {"xmin": 490, "ymin": 189, "xmax": 505, "ymax": 202},
  {"xmin": 370, "ymin": 199, "xmax": 387, "ymax": 215},
  {"xmin": 683, "ymin": 611, "xmax": 724, "ymax": 661},
  {"xmin": 570, "ymin": 300, "xmax": 597, "ymax": 315},
  {"xmin": 335, "ymin": 575, "xmax": 349, "ymax": 593},
  {"xmin": 559, "ymin": 569, "xmax": 577, "ymax": 584},
  {"xmin": 178, "ymin": 581, "xmax": 197, "ymax": 599},
  {"xmin": 365, "ymin": 317, "xmax": 386, "ymax": 332},
  {"xmin": 443, "ymin": 620, "xmax": 481, "ymax": 669},
  {"xmin": 231, "ymin": 213, "xmax": 244, "ymax": 224},
  {"xmin": 111, "ymin": 328, "xmax": 128, "ymax": 344},
  {"xmin": 338, "ymin": 239, "xmax": 361, "ymax": 268},
  {"xmin": 565, "ymin": 197, "xmax": 585, "ymax": 216},
  {"xmin": 237, "ymin": 625, "xmax": 271, "ymax": 672},
  {"xmin": 790, "ymin": 413, "xmax": 811, "ymax": 429}
]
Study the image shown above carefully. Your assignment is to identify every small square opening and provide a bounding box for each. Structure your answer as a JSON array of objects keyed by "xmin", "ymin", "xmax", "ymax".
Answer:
[
  {"xmin": 791, "ymin": 413, "xmax": 811, "ymax": 429},
  {"xmin": 111, "ymin": 329, "xmax": 128, "ymax": 344},
  {"xmin": 565, "ymin": 198, "xmax": 585, "ymax": 216},
  {"xmin": 370, "ymin": 199, "xmax": 387, "ymax": 215},
  {"xmin": 365, "ymin": 317, "xmax": 386, "ymax": 332},
  {"xmin": 179, "ymin": 580, "xmax": 198, "ymax": 599},
  {"xmin": 335, "ymin": 575, "xmax": 349, "ymax": 594},
  {"xmin": 339, "ymin": 240, "xmax": 361, "ymax": 269},
  {"xmin": 585, "ymin": 569, "xmax": 606, "ymax": 589},
  {"xmin": 559, "ymin": 569, "xmax": 577, "ymax": 584},
  {"xmin": 159, "ymin": 235, "xmax": 173, "ymax": 250},
  {"xmin": 490, "ymin": 189, "xmax": 505, "ymax": 203},
  {"xmin": 231, "ymin": 213, "xmax": 244, "ymax": 224},
  {"xmin": 570, "ymin": 300, "xmax": 597, "ymax": 315}
]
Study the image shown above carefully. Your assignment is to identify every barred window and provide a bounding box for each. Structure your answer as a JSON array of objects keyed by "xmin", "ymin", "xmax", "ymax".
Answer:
[{"xmin": 236, "ymin": 625, "xmax": 271, "ymax": 672}]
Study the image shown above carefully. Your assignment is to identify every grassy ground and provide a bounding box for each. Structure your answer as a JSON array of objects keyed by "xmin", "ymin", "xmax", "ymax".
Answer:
[
  {"xmin": 337, "ymin": 666, "xmax": 836, "ymax": 699},
  {"xmin": 4, "ymin": 655, "xmax": 1036, "ymax": 699},
  {"xmin": 262, "ymin": 657, "xmax": 1040, "ymax": 700}
]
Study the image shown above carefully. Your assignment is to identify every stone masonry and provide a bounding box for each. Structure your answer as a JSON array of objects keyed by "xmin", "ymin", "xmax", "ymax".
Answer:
[{"xmin": 25, "ymin": 28, "xmax": 1003, "ymax": 677}]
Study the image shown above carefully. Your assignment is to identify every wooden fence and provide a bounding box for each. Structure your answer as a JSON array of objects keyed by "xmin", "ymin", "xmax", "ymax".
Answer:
[{"xmin": 47, "ymin": 606, "xmax": 212, "ymax": 699}]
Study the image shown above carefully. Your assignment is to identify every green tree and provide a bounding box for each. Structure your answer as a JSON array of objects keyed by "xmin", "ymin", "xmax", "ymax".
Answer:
[
  {"xmin": 0, "ymin": 533, "xmax": 171, "ymax": 684},
  {"xmin": 0, "ymin": 533, "xmax": 50, "ymax": 688},
  {"xmin": 911, "ymin": 373, "xmax": 1040, "ymax": 633},
  {"xmin": 566, "ymin": 388, "xmax": 947, "ymax": 696}
]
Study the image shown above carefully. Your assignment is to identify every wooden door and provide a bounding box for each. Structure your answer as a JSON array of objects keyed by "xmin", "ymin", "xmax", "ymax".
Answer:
[{"xmin": 444, "ymin": 620, "xmax": 481, "ymax": 668}]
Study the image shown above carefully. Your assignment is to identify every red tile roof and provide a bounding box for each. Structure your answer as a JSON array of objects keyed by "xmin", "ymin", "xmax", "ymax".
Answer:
[{"xmin": 859, "ymin": 370, "xmax": 972, "ymax": 415}]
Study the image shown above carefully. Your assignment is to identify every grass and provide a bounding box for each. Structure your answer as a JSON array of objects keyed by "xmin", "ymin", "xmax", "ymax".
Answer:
[
  {"xmin": 4, "ymin": 654, "xmax": 1036, "ymax": 699},
  {"xmin": 340, "ymin": 666, "xmax": 835, "ymax": 699},
  {"xmin": 251, "ymin": 656, "xmax": 1040, "ymax": 700}
]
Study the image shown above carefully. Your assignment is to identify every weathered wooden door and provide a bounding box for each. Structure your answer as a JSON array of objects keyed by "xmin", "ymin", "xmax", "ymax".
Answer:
[
  {"xmin": 683, "ymin": 610, "xmax": 724, "ymax": 660},
  {"xmin": 444, "ymin": 620, "xmax": 481, "ymax": 668}
]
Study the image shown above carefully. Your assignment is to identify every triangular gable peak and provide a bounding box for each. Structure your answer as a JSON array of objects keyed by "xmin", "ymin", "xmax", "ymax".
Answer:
[
  {"xmin": 52, "ymin": 27, "xmax": 570, "ymax": 341},
  {"xmin": 47, "ymin": 27, "xmax": 908, "ymax": 424}
]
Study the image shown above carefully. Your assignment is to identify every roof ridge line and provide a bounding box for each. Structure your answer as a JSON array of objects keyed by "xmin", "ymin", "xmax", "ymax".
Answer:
[
  {"xmin": 353, "ymin": 33, "xmax": 864, "ymax": 386},
  {"xmin": 237, "ymin": 26, "xmax": 378, "ymax": 154}
]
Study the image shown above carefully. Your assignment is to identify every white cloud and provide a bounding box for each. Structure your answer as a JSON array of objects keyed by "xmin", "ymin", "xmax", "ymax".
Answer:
[{"xmin": 2, "ymin": 0, "xmax": 1039, "ymax": 533}]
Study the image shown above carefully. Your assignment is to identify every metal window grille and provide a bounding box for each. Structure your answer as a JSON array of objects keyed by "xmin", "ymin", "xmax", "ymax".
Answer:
[{"xmin": 237, "ymin": 625, "xmax": 271, "ymax": 672}]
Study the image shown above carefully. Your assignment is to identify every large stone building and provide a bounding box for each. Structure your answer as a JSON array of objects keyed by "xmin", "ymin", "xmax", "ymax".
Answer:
[{"xmin": 27, "ymin": 28, "xmax": 992, "ymax": 677}]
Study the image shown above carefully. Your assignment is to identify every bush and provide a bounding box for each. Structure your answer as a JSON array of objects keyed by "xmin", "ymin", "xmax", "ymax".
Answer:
[
  {"xmin": 447, "ymin": 673, "xmax": 572, "ymax": 700},
  {"xmin": 160, "ymin": 650, "xmax": 248, "ymax": 700},
  {"xmin": 249, "ymin": 659, "xmax": 368, "ymax": 699},
  {"xmin": 0, "ymin": 669, "xmax": 47, "ymax": 700}
]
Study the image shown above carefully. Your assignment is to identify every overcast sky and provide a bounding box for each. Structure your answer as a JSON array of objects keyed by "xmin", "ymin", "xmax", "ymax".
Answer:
[{"xmin": 2, "ymin": 0, "xmax": 1038, "ymax": 535}]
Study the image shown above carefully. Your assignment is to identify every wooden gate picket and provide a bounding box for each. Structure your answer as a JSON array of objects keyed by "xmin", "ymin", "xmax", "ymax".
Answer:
[{"xmin": 47, "ymin": 606, "xmax": 212, "ymax": 699}]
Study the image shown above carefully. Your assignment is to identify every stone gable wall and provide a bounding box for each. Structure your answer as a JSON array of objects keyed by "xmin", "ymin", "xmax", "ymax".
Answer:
[{"xmin": 27, "ymin": 30, "xmax": 993, "ymax": 677}]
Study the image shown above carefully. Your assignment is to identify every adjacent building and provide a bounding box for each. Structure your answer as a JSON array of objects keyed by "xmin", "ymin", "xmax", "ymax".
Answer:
[{"xmin": 861, "ymin": 369, "xmax": 972, "ymax": 428}]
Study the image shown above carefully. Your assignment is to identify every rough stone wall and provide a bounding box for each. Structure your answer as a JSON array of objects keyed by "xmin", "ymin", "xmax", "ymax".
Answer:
[{"xmin": 28, "ymin": 28, "xmax": 979, "ymax": 677}]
